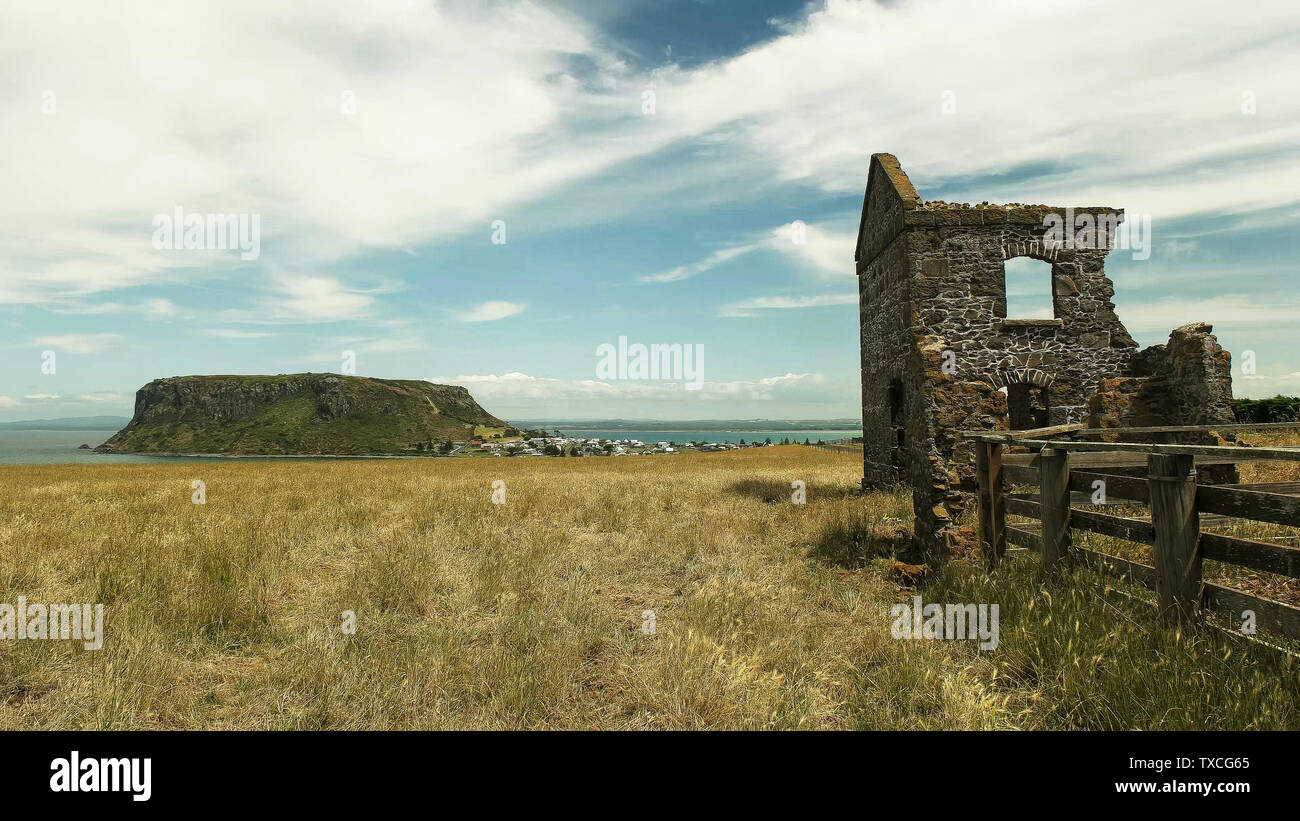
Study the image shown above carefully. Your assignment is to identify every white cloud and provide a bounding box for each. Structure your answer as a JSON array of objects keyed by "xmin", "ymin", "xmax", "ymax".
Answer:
[
  {"xmin": 196, "ymin": 328, "xmax": 278, "ymax": 339},
  {"xmin": 44, "ymin": 298, "xmax": 178, "ymax": 318},
  {"xmin": 2, "ymin": 0, "xmax": 1298, "ymax": 422},
  {"xmin": 31, "ymin": 334, "xmax": 121, "ymax": 354},
  {"xmin": 638, "ymin": 244, "xmax": 759, "ymax": 283},
  {"xmin": 78, "ymin": 393, "xmax": 128, "ymax": 403},
  {"xmin": 4, "ymin": 0, "xmax": 1299, "ymax": 317},
  {"xmin": 1162, "ymin": 240, "xmax": 1201, "ymax": 259},
  {"xmin": 0, "ymin": 396, "xmax": 18, "ymax": 408},
  {"xmin": 1236, "ymin": 373, "xmax": 1300, "ymax": 397},
  {"xmin": 638, "ymin": 220, "xmax": 855, "ymax": 285},
  {"xmin": 645, "ymin": 0, "xmax": 1300, "ymax": 221},
  {"xmin": 457, "ymin": 301, "xmax": 526, "ymax": 322},
  {"xmin": 1116, "ymin": 296, "xmax": 1300, "ymax": 333},
  {"xmin": 1238, "ymin": 371, "xmax": 1300, "ymax": 383},
  {"xmin": 719, "ymin": 292, "xmax": 857, "ymax": 318},
  {"xmin": 767, "ymin": 222, "xmax": 855, "ymax": 279},
  {"xmin": 253, "ymin": 274, "xmax": 375, "ymax": 323},
  {"xmin": 23, "ymin": 393, "xmax": 60, "ymax": 401},
  {"xmin": 0, "ymin": 0, "xmax": 637, "ymax": 307}
]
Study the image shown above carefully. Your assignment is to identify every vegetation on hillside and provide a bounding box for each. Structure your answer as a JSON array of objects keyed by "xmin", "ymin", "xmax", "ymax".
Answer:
[{"xmin": 99, "ymin": 374, "xmax": 505, "ymax": 455}]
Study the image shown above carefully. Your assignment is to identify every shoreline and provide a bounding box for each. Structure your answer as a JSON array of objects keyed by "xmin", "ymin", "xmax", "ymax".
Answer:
[{"xmin": 93, "ymin": 451, "xmax": 445, "ymax": 460}]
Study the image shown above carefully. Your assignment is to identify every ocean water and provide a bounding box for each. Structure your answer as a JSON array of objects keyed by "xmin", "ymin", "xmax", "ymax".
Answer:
[
  {"xmin": 546, "ymin": 429, "xmax": 856, "ymax": 444},
  {"xmin": 0, "ymin": 428, "xmax": 860, "ymax": 465},
  {"xmin": 0, "ymin": 431, "xmax": 333, "ymax": 466},
  {"xmin": 0, "ymin": 430, "xmax": 153, "ymax": 465}
]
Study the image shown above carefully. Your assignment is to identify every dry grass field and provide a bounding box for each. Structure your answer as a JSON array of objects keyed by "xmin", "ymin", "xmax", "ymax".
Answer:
[{"xmin": 1, "ymin": 446, "xmax": 1296, "ymax": 730}]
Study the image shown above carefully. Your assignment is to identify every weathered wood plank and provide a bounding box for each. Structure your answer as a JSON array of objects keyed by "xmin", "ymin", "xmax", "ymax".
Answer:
[
  {"xmin": 1006, "ymin": 524, "xmax": 1041, "ymax": 551},
  {"xmin": 1011, "ymin": 439, "xmax": 1300, "ymax": 462},
  {"xmin": 1069, "ymin": 470, "xmax": 1150, "ymax": 503},
  {"xmin": 1149, "ymin": 453, "xmax": 1201, "ymax": 623},
  {"xmin": 1067, "ymin": 422, "xmax": 1300, "ymax": 437},
  {"xmin": 1070, "ymin": 508, "xmax": 1156, "ymax": 545},
  {"xmin": 1003, "ymin": 452, "xmax": 1247, "ymax": 470},
  {"xmin": 1069, "ymin": 491, "xmax": 1132, "ymax": 506},
  {"xmin": 1075, "ymin": 547, "xmax": 1158, "ymax": 591},
  {"xmin": 1200, "ymin": 532, "xmax": 1300, "ymax": 579},
  {"xmin": 1219, "ymin": 482, "xmax": 1300, "ymax": 496},
  {"xmin": 1196, "ymin": 485, "xmax": 1300, "ymax": 529},
  {"xmin": 988, "ymin": 442, "xmax": 1006, "ymax": 568},
  {"xmin": 977, "ymin": 441, "xmax": 992, "ymax": 565},
  {"xmin": 1071, "ymin": 548, "xmax": 1300, "ymax": 641},
  {"xmin": 1040, "ymin": 448, "xmax": 1071, "ymax": 571},
  {"xmin": 968, "ymin": 422, "xmax": 1300, "ymax": 442},
  {"xmin": 1005, "ymin": 495, "xmax": 1039, "ymax": 518},
  {"xmin": 1002, "ymin": 464, "xmax": 1039, "ymax": 485},
  {"xmin": 1202, "ymin": 584, "xmax": 1300, "ymax": 642},
  {"xmin": 967, "ymin": 424, "xmax": 1086, "ymax": 443},
  {"xmin": 1013, "ymin": 423, "xmax": 1087, "ymax": 440}
]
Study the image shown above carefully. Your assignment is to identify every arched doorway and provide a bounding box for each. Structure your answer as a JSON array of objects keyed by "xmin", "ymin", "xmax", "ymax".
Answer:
[
  {"xmin": 1006, "ymin": 382, "xmax": 1049, "ymax": 430},
  {"xmin": 992, "ymin": 367, "xmax": 1054, "ymax": 431}
]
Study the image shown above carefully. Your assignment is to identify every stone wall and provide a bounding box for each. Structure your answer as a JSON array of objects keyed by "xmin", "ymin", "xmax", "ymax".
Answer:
[
  {"xmin": 859, "ymin": 234, "xmax": 914, "ymax": 486},
  {"xmin": 857, "ymin": 154, "xmax": 1141, "ymax": 559},
  {"xmin": 856, "ymin": 154, "xmax": 1235, "ymax": 560},
  {"xmin": 1087, "ymin": 323, "xmax": 1235, "ymax": 433}
]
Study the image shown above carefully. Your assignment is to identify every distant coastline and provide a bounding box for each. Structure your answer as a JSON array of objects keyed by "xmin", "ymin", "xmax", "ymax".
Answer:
[
  {"xmin": 515, "ymin": 418, "xmax": 862, "ymax": 433},
  {"xmin": 0, "ymin": 416, "xmax": 130, "ymax": 431},
  {"xmin": 0, "ymin": 425, "xmax": 859, "ymax": 465}
]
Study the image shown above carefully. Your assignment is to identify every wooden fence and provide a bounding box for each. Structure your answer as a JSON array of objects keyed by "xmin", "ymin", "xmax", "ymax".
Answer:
[
  {"xmin": 811, "ymin": 436, "xmax": 862, "ymax": 453},
  {"xmin": 969, "ymin": 423, "xmax": 1300, "ymax": 642}
]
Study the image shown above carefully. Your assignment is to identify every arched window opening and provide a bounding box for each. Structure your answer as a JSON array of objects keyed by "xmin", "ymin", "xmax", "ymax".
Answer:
[{"xmin": 1002, "ymin": 256, "xmax": 1055, "ymax": 319}]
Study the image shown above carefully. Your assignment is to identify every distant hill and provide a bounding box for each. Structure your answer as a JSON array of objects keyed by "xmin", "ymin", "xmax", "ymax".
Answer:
[
  {"xmin": 0, "ymin": 416, "xmax": 131, "ymax": 431},
  {"xmin": 97, "ymin": 374, "xmax": 506, "ymax": 455}
]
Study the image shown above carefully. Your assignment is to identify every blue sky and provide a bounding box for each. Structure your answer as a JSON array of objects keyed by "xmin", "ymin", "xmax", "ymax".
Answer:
[{"xmin": 2, "ymin": 0, "xmax": 1298, "ymax": 422}]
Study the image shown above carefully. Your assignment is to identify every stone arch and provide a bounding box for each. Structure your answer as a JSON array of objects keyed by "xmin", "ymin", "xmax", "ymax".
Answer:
[
  {"xmin": 1000, "ymin": 240, "xmax": 1060, "ymax": 263},
  {"xmin": 992, "ymin": 368, "xmax": 1052, "ymax": 430},
  {"xmin": 988, "ymin": 367, "xmax": 1053, "ymax": 388}
]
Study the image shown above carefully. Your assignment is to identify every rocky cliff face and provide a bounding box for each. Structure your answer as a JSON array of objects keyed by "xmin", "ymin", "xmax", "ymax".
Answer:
[{"xmin": 97, "ymin": 373, "xmax": 507, "ymax": 455}]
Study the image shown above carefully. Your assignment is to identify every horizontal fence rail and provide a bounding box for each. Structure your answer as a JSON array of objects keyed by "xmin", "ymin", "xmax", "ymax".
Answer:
[
  {"xmin": 969, "ymin": 424, "xmax": 1300, "ymax": 643},
  {"xmin": 811, "ymin": 437, "xmax": 862, "ymax": 453}
]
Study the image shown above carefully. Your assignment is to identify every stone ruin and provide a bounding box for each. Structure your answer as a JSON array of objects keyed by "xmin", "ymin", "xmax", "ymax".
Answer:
[{"xmin": 855, "ymin": 153, "xmax": 1235, "ymax": 559}]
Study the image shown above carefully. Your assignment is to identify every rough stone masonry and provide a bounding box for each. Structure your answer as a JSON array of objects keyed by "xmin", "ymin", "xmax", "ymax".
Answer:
[{"xmin": 855, "ymin": 154, "xmax": 1235, "ymax": 559}]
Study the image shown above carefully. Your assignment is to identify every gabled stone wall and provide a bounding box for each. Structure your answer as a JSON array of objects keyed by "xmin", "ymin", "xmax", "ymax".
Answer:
[{"xmin": 856, "ymin": 154, "xmax": 1235, "ymax": 560}]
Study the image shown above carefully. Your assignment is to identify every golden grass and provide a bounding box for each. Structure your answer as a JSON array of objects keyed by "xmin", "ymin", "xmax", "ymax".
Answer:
[
  {"xmin": 1236, "ymin": 429, "xmax": 1300, "ymax": 484},
  {"xmin": 1048, "ymin": 429, "xmax": 1300, "ymax": 608},
  {"xmin": 0, "ymin": 447, "xmax": 1015, "ymax": 730},
  {"xmin": 2, "ymin": 445, "xmax": 1295, "ymax": 730}
]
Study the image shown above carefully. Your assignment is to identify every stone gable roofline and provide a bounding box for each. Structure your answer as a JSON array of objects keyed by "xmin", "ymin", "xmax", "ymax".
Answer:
[
  {"xmin": 854, "ymin": 154, "xmax": 919, "ymax": 265},
  {"xmin": 869, "ymin": 153, "xmax": 922, "ymax": 207},
  {"xmin": 902, "ymin": 203, "xmax": 1125, "ymax": 228},
  {"xmin": 855, "ymin": 152, "xmax": 1125, "ymax": 267}
]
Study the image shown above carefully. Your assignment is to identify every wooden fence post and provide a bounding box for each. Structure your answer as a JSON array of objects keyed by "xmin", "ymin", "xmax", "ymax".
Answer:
[
  {"xmin": 1148, "ymin": 453, "xmax": 1201, "ymax": 623},
  {"xmin": 977, "ymin": 441, "xmax": 1006, "ymax": 568},
  {"xmin": 1039, "ymin": 447, "xmax": 1071, "ymax": 571}
]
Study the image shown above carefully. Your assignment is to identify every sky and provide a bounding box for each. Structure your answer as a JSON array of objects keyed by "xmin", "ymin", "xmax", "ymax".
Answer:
[{"xmin": 1, "ymin": 0, "xmax": 1298, "ymax": 422}]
